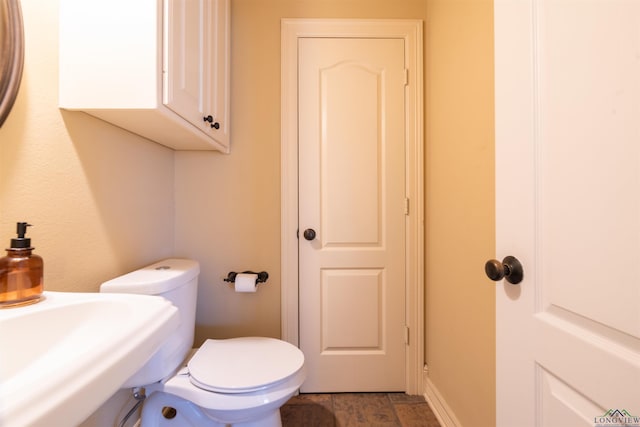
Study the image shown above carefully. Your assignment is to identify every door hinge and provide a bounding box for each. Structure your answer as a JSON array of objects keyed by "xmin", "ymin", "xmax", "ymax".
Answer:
[
  {"xmin": 404, "ymin": 198, "xmax": 410, "ymax": 215},
  {"xmin": 404, "ymin": 325, "xmax": 410, "ymax": 345}
]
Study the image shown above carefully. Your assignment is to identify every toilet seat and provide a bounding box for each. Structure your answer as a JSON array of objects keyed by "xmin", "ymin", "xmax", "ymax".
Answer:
[{"xmin": 187, "ymin": 337, "xmax": 304, "ymax": 393}]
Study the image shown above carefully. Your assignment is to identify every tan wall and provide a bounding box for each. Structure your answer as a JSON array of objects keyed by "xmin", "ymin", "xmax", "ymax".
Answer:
[
  {"xmin": 425, "ymin": 0, "xmax": 496, "ymax": 426},
  {"xmin": 175, "ymin": 0, "xmax": 430, "ymax": 344},
  {"xmin": 0, "ymin": 0, "xmax": 175, "ymax": 294}
]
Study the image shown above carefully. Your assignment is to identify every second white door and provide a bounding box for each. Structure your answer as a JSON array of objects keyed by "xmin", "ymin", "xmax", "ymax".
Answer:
[
  {"xmin": 495, "ymin": 0, "xmax": 640, "ymax": 424},
  {"xmin": 298, "ymin": 37, "xmax": 407, "ymax": 392}
]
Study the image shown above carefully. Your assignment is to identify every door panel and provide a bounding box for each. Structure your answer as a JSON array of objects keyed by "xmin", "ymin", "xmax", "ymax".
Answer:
[
  {"xmin": 164, "ymin": 0, "xmax": 210, "ymax": 129},
  {"xmin": 322, "ymin": 269, "xmax": 383, "ymax": 350},
  {"xmin": 537, "ymin": 0, "xmax": 640, "ymax": 337},
  {"xmin": 495, "ymin": 0, "xmax": 640, "ymax": 425},
  {"xmin": 320, "ymin": 61, "xmax": 382, "ymax": 246},
  {"xmin": 298, "ymin": 37, "xmax": 406, "ymax": 392}
]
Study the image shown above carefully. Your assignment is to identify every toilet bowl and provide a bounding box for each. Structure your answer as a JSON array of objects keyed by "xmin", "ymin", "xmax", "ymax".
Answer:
[
  {"xmin": 142, "ymin": 337, "xmax": 305, "ymax": 427},
  {"xmin": 100, "ymin": 259, "xmax": 305, "ymax": 427}
]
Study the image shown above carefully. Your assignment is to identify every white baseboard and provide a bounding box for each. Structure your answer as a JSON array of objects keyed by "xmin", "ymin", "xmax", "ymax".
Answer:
[{"xmin": 423, "ymin": 365, "xmax": 462, "ymax": 427}]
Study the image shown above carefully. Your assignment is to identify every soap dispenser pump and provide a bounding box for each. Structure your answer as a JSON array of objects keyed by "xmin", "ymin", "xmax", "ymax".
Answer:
[{"xmin": 0, "ymin": 222, "xmax": 44, "ymax": 307}]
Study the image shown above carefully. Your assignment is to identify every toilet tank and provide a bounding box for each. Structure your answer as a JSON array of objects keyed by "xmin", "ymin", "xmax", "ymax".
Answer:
[{"xmin": 100, "ymin": 258, "xmax": 200, "ymax": 387}]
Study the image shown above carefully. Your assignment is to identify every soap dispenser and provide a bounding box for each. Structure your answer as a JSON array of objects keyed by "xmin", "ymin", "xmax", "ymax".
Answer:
[{"xmin": 0, "ymin": 222, "xmax": 44, "ymax": 307}]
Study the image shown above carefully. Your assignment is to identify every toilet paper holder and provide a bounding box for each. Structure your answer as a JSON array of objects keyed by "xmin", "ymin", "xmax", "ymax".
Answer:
[{"xmin": 224, "ymin": 271, "xmax": 269, "ymax": 285}]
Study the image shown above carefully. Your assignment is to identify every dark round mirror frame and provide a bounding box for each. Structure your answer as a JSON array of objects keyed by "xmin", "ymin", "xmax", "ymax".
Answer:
[{"xmin": 0, "ymin": 0, "xmax": 24, "ymax": 127}]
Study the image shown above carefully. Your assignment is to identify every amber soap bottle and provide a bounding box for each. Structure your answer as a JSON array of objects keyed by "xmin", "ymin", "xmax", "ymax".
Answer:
[{"xmin": 0, "ymin": 222, "xmax": 44, "ymax": 308}]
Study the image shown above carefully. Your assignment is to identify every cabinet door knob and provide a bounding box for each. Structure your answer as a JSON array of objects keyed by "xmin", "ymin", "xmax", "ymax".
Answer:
[
  {"xmin": 203, "ymin": 115, "xmax": 214, "ymax": 123},
  {"xmin": 211, "ymin": 122, "xmax": 220, "ymax": 129}
]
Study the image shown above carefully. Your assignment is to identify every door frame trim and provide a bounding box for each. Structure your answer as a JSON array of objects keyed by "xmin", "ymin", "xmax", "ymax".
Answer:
[{"xmin": 280, "ymin": 18, "xmax": 424, "ymax": 394}]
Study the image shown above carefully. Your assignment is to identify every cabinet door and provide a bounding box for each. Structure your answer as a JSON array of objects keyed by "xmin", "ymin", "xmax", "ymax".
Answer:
[
  {"xmin": 164, "ymin": 0, "xmax": 206, "ymax": 126},
  {"xmin": 164, "ymin": 0, "xmax": 229, "ymax": 148},
  {"xmin": 207, "ymin": 0, "xmax": 230, "ymax": 148}
]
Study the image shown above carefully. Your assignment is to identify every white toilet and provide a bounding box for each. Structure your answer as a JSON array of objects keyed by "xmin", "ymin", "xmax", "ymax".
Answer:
[{"xmin": 100, "ymin": 259, "xmax": 305, "ymax": 427}]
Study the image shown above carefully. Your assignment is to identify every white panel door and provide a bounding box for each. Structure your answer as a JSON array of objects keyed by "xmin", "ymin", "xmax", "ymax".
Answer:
[
  {"xmin": 298, "ymin": 38, "xmax": 407, "ymax": 392},
  {"xmin": 495, "ymin": 0, "xmax": 640, "ymax": 426}
]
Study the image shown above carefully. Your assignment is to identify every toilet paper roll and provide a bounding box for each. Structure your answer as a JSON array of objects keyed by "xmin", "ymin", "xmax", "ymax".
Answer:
[{"xmin": 234, "ymin": 273, "xmax": 258, "ymax": 293}]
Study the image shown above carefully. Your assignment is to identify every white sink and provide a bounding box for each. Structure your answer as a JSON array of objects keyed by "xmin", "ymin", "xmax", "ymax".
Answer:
[{"xmin": 0, "ymin": 291, "xmax": 179, "ymax": 427}]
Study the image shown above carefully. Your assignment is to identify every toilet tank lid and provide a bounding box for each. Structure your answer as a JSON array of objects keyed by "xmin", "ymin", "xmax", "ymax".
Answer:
[{"xmin": 100, "ymin": 259, "xmax": 200, "ymax": 295}]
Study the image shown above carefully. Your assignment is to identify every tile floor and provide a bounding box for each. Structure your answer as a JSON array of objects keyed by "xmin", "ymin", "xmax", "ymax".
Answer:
[{"xmin": 281, "ymin": 393, "xmax": 441, "ymax": 427}]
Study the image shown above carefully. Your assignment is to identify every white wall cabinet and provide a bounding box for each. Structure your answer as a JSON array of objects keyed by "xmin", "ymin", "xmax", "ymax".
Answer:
[{"xmin": 59, "ymin": 0, "xmax": 230, "ymax": 152}]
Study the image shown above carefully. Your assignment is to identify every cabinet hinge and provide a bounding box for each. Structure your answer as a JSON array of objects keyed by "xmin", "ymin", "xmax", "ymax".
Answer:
[
  {"xmin": 404, "ymin": 69, "xmax": 409, "ymax": 86},
  {"xmin": 405, "ymin": 325, "xmax": 410, "ymax": 345},
  {"xmin": 404, "ymin": 198, "xmax": 410, "ymax": 215}
]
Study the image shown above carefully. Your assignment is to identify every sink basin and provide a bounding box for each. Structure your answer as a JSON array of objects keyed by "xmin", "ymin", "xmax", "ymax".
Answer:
[{"xmin": 0, "ymin": 291, "xmax": 179, "ymax": 427}]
